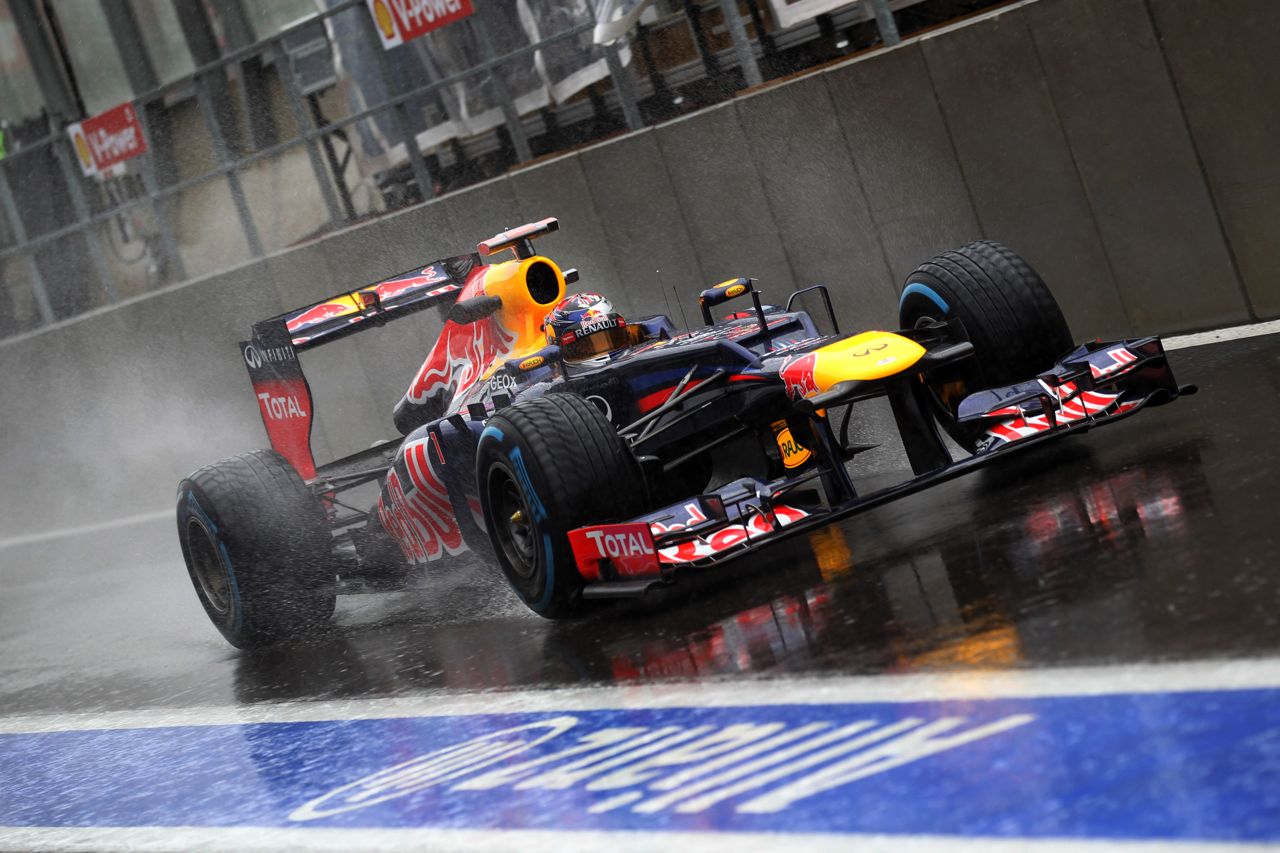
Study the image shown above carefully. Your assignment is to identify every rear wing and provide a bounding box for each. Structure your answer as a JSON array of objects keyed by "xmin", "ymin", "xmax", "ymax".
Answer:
[
  {"xmin": 238, "ymin": 252, "xmax": 481, "ymax": 480},
  {"xmin": 271, "ymin": 252, "xmax": 480, "ymax": 351}
]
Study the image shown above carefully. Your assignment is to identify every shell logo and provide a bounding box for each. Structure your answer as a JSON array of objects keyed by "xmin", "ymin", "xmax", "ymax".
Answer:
[
  {"xmin": 73, "ymin": 130, "xmax": 93, "ymax": 170},
  {"xmin": 775, "ymin": 426, "xmax": 812, "ymax": 469},
  {"xmin": 518, "ymin": 355, "xmax": 545, "ymax": 370},
  {"xmin": 372, "ymin": 0, "xmax": 396, "ymax": 39}
]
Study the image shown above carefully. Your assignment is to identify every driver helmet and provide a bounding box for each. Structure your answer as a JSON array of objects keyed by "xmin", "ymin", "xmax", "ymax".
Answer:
[{"xmin": 543, "ymin": 292, "xmax": 631, "ymax": 362}]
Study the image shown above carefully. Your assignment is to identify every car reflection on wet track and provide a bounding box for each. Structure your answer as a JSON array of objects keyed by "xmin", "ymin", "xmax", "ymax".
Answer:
[{"xmin": 232, "ymin": 432, "xmax": 1219, "ymax": 709}]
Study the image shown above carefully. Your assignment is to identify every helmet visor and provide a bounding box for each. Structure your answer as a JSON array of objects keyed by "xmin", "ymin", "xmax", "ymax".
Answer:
[{"xmin": 561, "ymin": 325, "xmax": 631, "ymax": 361}]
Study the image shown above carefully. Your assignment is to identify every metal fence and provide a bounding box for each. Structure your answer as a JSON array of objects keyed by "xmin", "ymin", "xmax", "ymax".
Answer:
[{"xmin": 0, "ymin": 0, "xmax": 907, "ymax": 340}]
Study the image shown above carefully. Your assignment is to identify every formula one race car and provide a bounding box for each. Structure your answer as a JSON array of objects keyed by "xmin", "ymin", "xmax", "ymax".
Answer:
[{"xmin": 176, "ymin": 218, "xmax": 1194, "ymax": 648}]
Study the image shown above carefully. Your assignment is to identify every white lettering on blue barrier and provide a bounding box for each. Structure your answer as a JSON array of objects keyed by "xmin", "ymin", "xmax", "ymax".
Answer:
[{"xmin": 290, "ymin": 713, "xmax": 1034, "ymax": 821}]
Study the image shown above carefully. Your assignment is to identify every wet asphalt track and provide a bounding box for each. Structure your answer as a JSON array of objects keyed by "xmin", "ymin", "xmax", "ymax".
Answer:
[
  {"xmin": 3, "ymin": 333, "xmax": 1278, "ymax": 714},
  {"xmin": 2, "ymin": 332, "xmax": 1280, "ymax": 848}
]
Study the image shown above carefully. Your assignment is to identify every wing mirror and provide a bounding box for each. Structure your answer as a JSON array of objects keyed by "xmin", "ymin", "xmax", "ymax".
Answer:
[{"xmin": 698, "ymin": 277, "xmax": 766, "ymax": 329}]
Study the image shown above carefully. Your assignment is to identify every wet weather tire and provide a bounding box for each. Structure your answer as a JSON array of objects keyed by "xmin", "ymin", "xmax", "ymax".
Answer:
[
  {"xmin": 176, "ymin": 450, "xmax": 336, "ymax": 648},
  {"xmin": 899, "ymin": 240, "xmax": 1074, "ymax": 450},
  {"xmin": 477, "ymin": 393, "xmax": 644, "ymax": 618}
]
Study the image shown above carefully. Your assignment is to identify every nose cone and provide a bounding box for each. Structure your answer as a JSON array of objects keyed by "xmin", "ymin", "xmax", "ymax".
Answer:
[{"xmin": 812, "ymin": 332, "xmax": 927, "ymax": 388}]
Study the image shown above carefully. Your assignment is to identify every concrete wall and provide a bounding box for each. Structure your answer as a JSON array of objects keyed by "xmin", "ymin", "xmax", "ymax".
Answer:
[
  {"xmin": 2, "ymin": 0, "xmax": 1276, "ymax": 539},
  {"xmin": 1144, "ymin": 0, "xmax": 1280, "ymax": 319}
]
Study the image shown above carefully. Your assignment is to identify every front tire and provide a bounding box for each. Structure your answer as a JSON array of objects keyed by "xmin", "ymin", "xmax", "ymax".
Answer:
[
  {"xmin": 899, "ymin": 240, "xmax": 1074, "ymax": 450},
  {"xmin": 176, "ymin": 450, "xmax": 336, "ymax": 648},
  {"xmin": 477, "ymin": 393, "xmax": 645, "ymax": 618}
]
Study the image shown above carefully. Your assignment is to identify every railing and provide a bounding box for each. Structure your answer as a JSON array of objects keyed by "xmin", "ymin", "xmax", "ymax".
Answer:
[{"xmin": 0, "ymin": 0, "xmax": 906, "ymax": 340}]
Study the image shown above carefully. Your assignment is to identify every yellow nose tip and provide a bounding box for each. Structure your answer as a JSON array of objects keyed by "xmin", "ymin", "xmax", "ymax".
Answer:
[{"xmin": 812, "ymin": 331, "xmax": 926, "ymax": 385}]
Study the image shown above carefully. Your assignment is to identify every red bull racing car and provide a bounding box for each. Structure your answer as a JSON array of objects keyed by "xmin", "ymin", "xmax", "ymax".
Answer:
[{"xmin": 176, "ymin": 218, "xmax": 1194, "ymax": 648}]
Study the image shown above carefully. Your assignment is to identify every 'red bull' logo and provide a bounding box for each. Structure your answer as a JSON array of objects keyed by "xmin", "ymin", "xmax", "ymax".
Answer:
[
  {"xmin": 780, "ymin": 352, "xmax": 820, "ymax": 400},
  {"xmin": 375, "ymin": 280, "xmax": 417, "ymax": 302},
  {"xmin": 374, "ymin": 267, "xmax": 451, "ymax": 302},
  {"xmin": 377, "ymin": 439, "xmax": 467, "ymax": 564},
  {"xmin": 287, "ymin": 301, "xmax": 354, "ymax": 332},
  {"xmin": 404, "ymin": 277, "xmax": 517, "ymax": 416}
]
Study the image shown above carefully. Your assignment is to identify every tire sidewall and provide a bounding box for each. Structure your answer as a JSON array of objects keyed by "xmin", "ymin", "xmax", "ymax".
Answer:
[
  {"xmin": 476, "ymin": 424, "xmax": 581, "ymax": 616},
  {"xmin": 175, "ymin": 452, "xmax": 335, "ymax": 648},
  {"xmin": 899, "ymin": 244, "xmax": 1074, "ymax": 451},
  {"xmin": 176, "ymin": 480, "xmax": 249, "ymax": 643}
]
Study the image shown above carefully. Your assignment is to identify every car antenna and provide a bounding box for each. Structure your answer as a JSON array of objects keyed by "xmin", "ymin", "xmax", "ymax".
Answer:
[
  {"xmin": 658, "ymin": 271, "xmax": 676, "ymax": 323},
  {"xmin": 657, "ymin": 268, "xmax": 689, "ymax": 330}
]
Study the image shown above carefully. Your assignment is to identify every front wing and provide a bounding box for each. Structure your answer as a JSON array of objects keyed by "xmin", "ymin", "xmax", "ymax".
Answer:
[{"xmin": 569, "ymin": 336, "xmax": 1191, "ymax": 599}]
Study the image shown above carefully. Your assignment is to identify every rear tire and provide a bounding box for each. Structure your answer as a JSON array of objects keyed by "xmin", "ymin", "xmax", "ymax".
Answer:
[
  {"xmin": 477, "ymin": 393, "xmax": 645, "ymax": 618},
  {"xmin": 899, "ymin": 240, "xmax": 1074, "ymax": 450},
  {"xmin": 176, "ymin": 450, "xmax": 336, "ymax": 648}
]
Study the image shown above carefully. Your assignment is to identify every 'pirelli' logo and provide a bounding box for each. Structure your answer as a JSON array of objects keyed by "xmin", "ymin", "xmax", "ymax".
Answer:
[{"xmin": 291, "ymin": 712, "xmax": 1034, "ymax": 820}]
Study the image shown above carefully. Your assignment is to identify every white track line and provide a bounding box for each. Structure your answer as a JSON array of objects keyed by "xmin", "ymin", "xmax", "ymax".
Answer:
[
  {"xmin": 0, "ymin": 826, "xmax": 1265, "ymax": 853},
  {"xmin": 2, "ymin": 656, "xmax": 1278, "ymax": 735},
  {"xmin": 0, "ymin": 509, "xmax": 170, "ymax": 551},
  {"xmin": 1162, "ymin": 318, "xmax": 1280, "ymax": 350}
]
